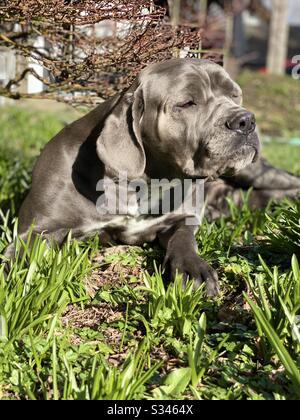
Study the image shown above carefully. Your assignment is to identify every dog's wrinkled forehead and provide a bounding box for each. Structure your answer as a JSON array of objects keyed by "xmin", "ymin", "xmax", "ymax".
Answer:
[{"xmin": 139, "ymin": 58, "xmax": 242, "ymax": 102}]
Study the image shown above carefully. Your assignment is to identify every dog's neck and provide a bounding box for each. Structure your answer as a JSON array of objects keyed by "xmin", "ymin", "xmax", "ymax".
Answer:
[{"xmin": 143, "ymin": 144, "xmax": 187, "ymax": 181}]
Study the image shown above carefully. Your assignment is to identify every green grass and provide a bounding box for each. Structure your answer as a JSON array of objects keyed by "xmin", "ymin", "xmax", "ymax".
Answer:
[
  {"xmin": 0, "ymin": 104, "xmax": 76, "ymax": 157},
  {"xmin": 0, "ymin": 96, "xmax": 300, "ymax": 400},
  {"xmin": 262, "ymin": 143, "xmax": 300, "ymax": 174},
  {"xmin": 238, "ymin": 71, "xmax": 300, "ymax": 138}
]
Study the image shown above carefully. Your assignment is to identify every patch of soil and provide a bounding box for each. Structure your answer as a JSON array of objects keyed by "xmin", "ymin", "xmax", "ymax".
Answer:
[
  {"xmin": 151, "ymin": 345, "xmax": 182, "ymax": 373},
  {"xmin": 216, "ymin": 280, "xmax": 252, "ymax": 325},
  {"xmin": 85, "ymin": 245, "xmax": 145, "ymax": 297},
  {"xmin": 69, "ymin": 334, "xmax": 84, "ymax": 345},
  {"xmin": 61, "ymin": 302, "xmax": 124, "ymax": 329},
  {"xmin": 0, "ymin": 388, "xmax": 22, "ymax": 400},
  {"xmin": 103, "ymin": 327, "xmax": 123, "ymax": 346}
]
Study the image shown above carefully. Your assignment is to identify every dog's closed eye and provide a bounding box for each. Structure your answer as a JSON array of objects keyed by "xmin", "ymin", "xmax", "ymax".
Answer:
[{"xmin": 174, "ymin": 100, "xmax": 196, "ymax": 110}]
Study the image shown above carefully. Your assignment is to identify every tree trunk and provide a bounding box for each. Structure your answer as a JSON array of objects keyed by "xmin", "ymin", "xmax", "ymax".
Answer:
[{"xmin": 267, "ymin": 0, "xmax": 290, "ymax": 76}]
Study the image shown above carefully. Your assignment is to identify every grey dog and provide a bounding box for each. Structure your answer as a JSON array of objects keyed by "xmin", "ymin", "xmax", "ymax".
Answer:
[{"xmin": 5, "ymin": 59, "xmax": 300, "ymax": 296}]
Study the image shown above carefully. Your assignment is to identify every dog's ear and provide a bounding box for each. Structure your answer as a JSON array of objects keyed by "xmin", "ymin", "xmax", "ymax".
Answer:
[{"xmin": 96, "ymin": 86, "xmax": 145, "ymax": 179}]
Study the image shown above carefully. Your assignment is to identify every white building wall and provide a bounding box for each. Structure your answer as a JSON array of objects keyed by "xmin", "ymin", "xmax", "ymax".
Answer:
[
  {"xmin": 0, "ymin": 48, "xmax": 16, "ymax": 106},
  {"xmin": 27, "ymin": 36, "xmax": 46, "ymax": 94}
]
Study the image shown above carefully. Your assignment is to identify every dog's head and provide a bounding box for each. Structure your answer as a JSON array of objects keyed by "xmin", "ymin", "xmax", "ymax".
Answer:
[{"xmin": 97, "ymin": 58, "xmax": 260, "ymax": 180}]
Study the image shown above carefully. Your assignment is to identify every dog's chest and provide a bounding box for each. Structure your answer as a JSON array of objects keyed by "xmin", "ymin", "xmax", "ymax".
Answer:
[
  {"xmin": 84, "ymin": 214, "xmax": 178, "ymax": 245},
  {"xmin": 115, "ymin": 214, "xmax": 172, "ymax": 244},
  {"xmin": 84, "ymin": 178, "xmax": 198, "ymax": 245}
]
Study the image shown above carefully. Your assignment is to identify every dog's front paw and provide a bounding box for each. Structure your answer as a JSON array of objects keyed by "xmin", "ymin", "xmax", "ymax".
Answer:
[{"xmin": 165, "ymin": 251, "xmax": 220, "ymax": 297}]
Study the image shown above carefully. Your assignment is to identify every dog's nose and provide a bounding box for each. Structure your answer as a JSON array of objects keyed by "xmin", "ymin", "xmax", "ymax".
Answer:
[{"xmin": 226, "ymin": 112, "xmax": 256, "ymax": 134}]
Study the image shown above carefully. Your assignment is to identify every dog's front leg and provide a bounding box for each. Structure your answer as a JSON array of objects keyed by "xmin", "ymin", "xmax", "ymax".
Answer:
[
  {"xmin": 226, "ymin": 158, "xmax": 300, "ymax": 200},
  {"xmin": 158, "ymin": 223, "xmax": 219, "ymax": 297}
]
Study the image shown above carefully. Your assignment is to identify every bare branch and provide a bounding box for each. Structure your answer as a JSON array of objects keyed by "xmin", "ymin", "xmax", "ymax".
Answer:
[{"xmin": 0, "ymin": 1, "xmax": 207, "ymax": 104}]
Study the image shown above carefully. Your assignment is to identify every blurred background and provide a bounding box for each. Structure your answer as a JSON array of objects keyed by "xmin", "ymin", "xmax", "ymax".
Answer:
[{"xmin": 0, "ymin": 0, "xmax": 299, "ymax": 197}]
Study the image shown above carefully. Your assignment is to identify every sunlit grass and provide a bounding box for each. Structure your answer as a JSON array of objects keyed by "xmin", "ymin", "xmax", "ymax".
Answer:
[{"xmin": 0, "ymin": 104, "xmax": 299, "ymax": 400}]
